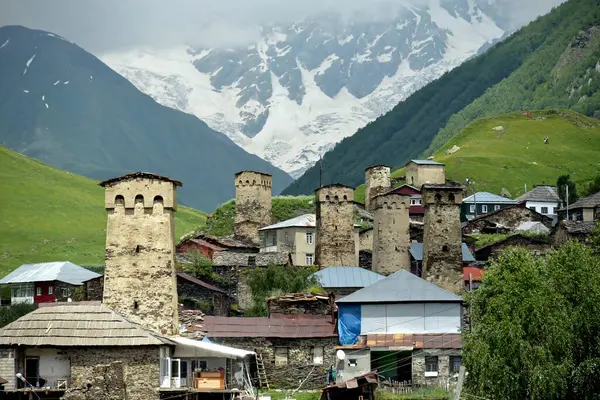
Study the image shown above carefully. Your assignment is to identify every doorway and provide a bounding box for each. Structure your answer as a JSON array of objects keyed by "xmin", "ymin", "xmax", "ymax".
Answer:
[
  {"xmin": 371, "ymin": 351, "xmax": 412, "ymax": 383},
  {"xmin": 25, "ymin": 357, "xmax": 40, "ymax": 387}
]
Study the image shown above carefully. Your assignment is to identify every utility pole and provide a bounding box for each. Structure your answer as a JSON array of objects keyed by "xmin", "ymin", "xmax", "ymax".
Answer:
[
  {"xmin": 466, "ymin": 178, "xmax": 477, "ymax": 218},
  {"xmin": 566, "ymin": 184, "xmax": 569, "ymax": 221},
  {"xmin": 453, "ymin": 366, "xmax": 467, "ymax": 400}
]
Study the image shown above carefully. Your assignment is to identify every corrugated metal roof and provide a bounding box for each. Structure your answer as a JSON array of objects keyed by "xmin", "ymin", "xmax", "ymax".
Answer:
[
  {"xmin": 336, "ymin": 270, "xmax": 462, "ymax": 304},
  {"xmin": 463, "ymin": 192, "xmax": 517, "ymax": 204},
  {"xmin": 312, "ymin": 267, "xmax": 384, "ymax": 289},
  {"xmin": 0, "ymin": 303, "xmax": 174, "ymax": 347},
  {"xmin": 0, "ymin": 261, "xmax": 101, "ymax": 285},
  {"xmin": 259, "ymin": 214, "xmax": 316, "ymax": 231},
  {"xmin": 515, "ymin": 221, "xmax": 550, "ymax": 234},
  {"xmin": 177, "ymin": 272, "xmax": 228, "ymax": 295},
  {"xmin": 560, "ymin": 190, "xmax": 600, "ymax": 211},
  {"xmin": 366, "ymin": 333, "xmax": 461, "ymax": 349},
  {"xmin": 516, "ymin": 185, "xmax": 560, "ymax": 203},
  {"xmin": 409, "ymin": 243, "xmax": 475, "ymax": 262},
  {"xmin": 202, "ymin": 315, "xmax": 336, "ymax": 338},
  {"xmin": 408, "ymin": 159, "xmax": 445, "ymax": 166}
]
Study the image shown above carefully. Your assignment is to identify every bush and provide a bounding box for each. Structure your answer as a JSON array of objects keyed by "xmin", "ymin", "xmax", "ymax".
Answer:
[{"xmin": 0, "ymin": 303, "xmax": 37, "ymax": 327}]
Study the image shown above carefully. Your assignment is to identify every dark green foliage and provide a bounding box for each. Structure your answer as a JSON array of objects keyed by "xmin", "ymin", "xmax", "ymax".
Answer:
[
  {"xmin": 464, "ymin": 241, "xmax": 600, "ymax": 399},
  {"xmin": 245, "ymin": 265, "xmax": 320, "ymax": 316},
  {"xmin": 0, "ymin": 303, "xmax": 37, "ymax": 327},
  {"xmin": 178, "ymin": 250, "xmax": 226, "ymax": 285},
  {"xmin": 582, "ymin": 174, "xmax": 600, "ymax": 197},
  {"xmin": 284, "ymin": 0, "xmax": 600, "ymax": 195},
  {"xmin": 557, "ymin": 174, "xmax": 578, "ymax": 205}
]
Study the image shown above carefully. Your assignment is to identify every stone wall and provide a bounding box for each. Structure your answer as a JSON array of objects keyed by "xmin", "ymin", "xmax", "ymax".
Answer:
[
  {"xmin": 85, "ymin": 276, "xmax": 104, "ymax": 301},
  {"xmin": 102, "ymin": 177, "xmax": 179, "ymax": 336},
  {"xmin": 359, "ymin": 250, "xmax": 372, "ymax": 269},
  {"xmin": 412, "ymin": 349, "xmax": 460, "ymax": 387},
  {"xmin": 213, "ymin": 251, "xmax": 289, "ymax": 267},
  {"xmin": 315, "ymin": 185, "xmax": 357, "ymax": 267},
  {"xmin": 0, "ymin": 348, "xmax": 15, "ymax": 390},
  {"xmin": 55, "ymin": 281, "xmax": 82, "ymax": 302},
  {"xmin": 372, "ymin": 193, "xmax": 411, "ymax": 276},
  {"xmin": 215, "ymin": 337, "xmax": 337, "ymax": 389},
  {"xmin": 234, "ymin": 171, "xmax": 273, "ymax": 244},
  {"xmin": 62, "ymin": 346, "xmax": 160, "ymax": 400},
  {"xmin": 267, "ymin": 296, "xmax": 332, "ymax": 316},
  {"xmin": 462, "ymin": 205, "xmax": 554, "ymax": 234},
  {"xmin": 422, "ymin": 185, "xmax": 465, "ymax": 294},
  {"xmin": 359, "ymin": 229, "xmax": 373, "ymax": 251},
  {"xmin": 365, "ymin": 165, "xmax": 391, "ymax": 212},
  {"xmin": 211, "ymin": 266, "xmax": 254, "ymax": 311},
  {"xmin": 177, "ymin": 277, "xmax": 230, "ymax": 316},
  {"xmin": 406, "ymin": 163, "xmax": 445, "ymax": 188}
]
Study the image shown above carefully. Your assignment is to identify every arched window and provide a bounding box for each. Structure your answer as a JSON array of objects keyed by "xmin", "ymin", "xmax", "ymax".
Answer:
[
  {"xmin": 153, "ymin": 195, "xmax": 164, "ymax": 204},
  {"xmin": 135, "ymin": 195, "xmax": 144, "ymax": 204},
  {"xmin": 115, "ymin": 195, "xmax": 125, "ymax": 206},
  {"xmin": 334, "ymin": 195, "xmax": 339, "ymax": 201},
  {"xmin": 133, "ymin": 300, "xmax": 139, "ymax": 310},
  {"xmin": 442, "ymin": 245, "xmax": 449, "ymax": 252},
  {"xmin": 326, "ymin": 195, "xmax": 330, "ymax": 201},
  {"xmin": 343, "ymin": 195, "xmax": 348, "ymax": 200},
  {"xmin": 435, "ymin": 193, "xmax": 442, "ymax": 202}
]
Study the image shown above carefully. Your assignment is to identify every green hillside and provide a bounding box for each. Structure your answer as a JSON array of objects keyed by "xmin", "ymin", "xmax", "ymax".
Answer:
[
  {"xmin": 0, "ymin": 146, "xmax": 206, "ymax": 275},
  {"xmin": 285, "ymin": 0, "xmax": 600, "ymax": 195},
  {"xmin": 355, "ymin": 110, "xmax": 600, "ymax": 201}
]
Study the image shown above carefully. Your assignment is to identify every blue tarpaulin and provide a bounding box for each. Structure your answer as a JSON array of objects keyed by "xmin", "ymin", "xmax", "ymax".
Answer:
[{"xmin": 338, "ymin": 304, "xmax": 361, "ymax": 345}]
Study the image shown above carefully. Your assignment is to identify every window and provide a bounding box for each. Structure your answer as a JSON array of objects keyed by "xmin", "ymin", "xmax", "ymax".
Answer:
[
  {"xmin": 62, "ymin": 288, "xmax": 69, "ymax": 298},
  {"xmin": 529, "ymin": 206, "xmax": 536, "ymax": 211},
  {"xmin": 494, "ymin": 205, "xmax": 500, "ymax": 211},
  {"xmin": 348, "ymin": 359, "xmax": 358, "ymax": 367},
  {"xmin": 425, "ymin": 356, "xmax": 438, "ymax": 377},
  {"xmin": 48, "ymin": 286, "xmax": 53, "ymax": 295},
  {"xmin": 481, "ymin": 205, "xmax": 488, "ymax": 213},
  {"xmin": 553, "ymin": 207, "xmax": 558, "ymax": 214},
  {"xmin": 306, "ymin": 232, "xmax": 314, "ymax": 244},
  {"xmin": 313, "ymin": 346, "xmax": 324, "ymax": 365},
  {"xmin": 305, "ymin": 253, "xmax": 314, "ymax": 265},
  {"xmin": 285, "ymin": 232, "xmax": 290, "ymax": 245},
  {"xmin": 36, "ymin": 287, "xmax": 42, "ymax": 296},
  {"xmin": 411, "ymin": 198, "xmax": 422, "ymax": 205},
  {"xmin": 541, "ymin": 206, "xmax": 549, "ymax": 214},
  {"xmin": 271, "ymin": 234, "xmax": 276, "ymax": 246},
  {"xmin": 450, "ymin": 356, "xmax": 462, "ymax": 373},
  {"xmin": 469, "ymin": 205, "xmax": 475, "ymax": 213},
  {"xmin": 248, "ymin": 256, "xmax": 256, "ymax": 267},
  {"xmin": 275, "ymin": 347, "xmax": 288, "ymax": 366}
]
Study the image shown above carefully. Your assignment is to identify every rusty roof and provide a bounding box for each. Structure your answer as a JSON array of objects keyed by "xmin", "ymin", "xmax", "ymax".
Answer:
[
  {"xmin": 178, "ymin": 238, "xmax": 225, "ymax": 252},
  {"xmin": 366, "ymin": 333, "xmax": 462, "ymax": 349},
  {"xmin": 266, "ymin": 292, "xmax": 330, "ymax": 303},
  {"xmin": 202, "ymin": 315, "xmax": 336, "ymax": 338},
  {"xmin": 98, "ymin": 172, "xmax": 182, "ymax": 187},
  {"xmin": 177, "ymin": 272, "xmax": 228, "ymax": 295},
  {"xmin": 203, "ymin": 235, "xmax": 258, "ymax": 249}
]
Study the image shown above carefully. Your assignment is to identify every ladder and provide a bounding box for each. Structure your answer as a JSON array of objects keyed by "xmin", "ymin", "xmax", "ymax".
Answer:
[{"xmin": 256, "ymin": 352, "xmax": 270, "ymax": 390}]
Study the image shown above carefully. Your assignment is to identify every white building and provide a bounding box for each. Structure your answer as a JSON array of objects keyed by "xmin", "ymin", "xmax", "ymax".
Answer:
[{"xmin": 516, "ymin": 185, "xmax": 561, "ymax": 221}]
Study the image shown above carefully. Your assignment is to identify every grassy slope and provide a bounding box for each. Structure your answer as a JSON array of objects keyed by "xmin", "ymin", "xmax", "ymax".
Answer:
[
  {"xmin": 0, "ymin": 146, "xmax": 206, "ymax": 275},
  {"xmin": 354, "ymin": 110, "xmax": 600, "ymax": 200}
]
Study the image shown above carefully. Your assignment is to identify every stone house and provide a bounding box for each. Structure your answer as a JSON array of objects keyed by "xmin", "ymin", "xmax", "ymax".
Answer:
[
  {"xmin": 335, "ymin": 270, "xmax": 463, "ymax": 388},
  {"xmin": 0, "ymin": 302, "xmax": 256, "ymax": 399},
  {"xmin": 558, "ymin": 190, "xmax": 600, "ymax": 222},
  {"xmin": 460, "ymin": 192, "xmax": 518, "ymax": 221},
  {"xmin": 0, "ymin": 261, "xmax": 101, "ymax": 305},
  {"xmin": 473, "ymin": 234, "xmax": 551, "ymax": 262},
  {"xmin": 554, "ymin": 221, "xmax": 598, "ymax": 246},
  {"xmin": 516, "ymin": 185, "xmax": 561, "ymax": 223},
  {"xmin": 404, "ymin": 160, "xmax": 446, "ymax": 188},
  {"xmin": 409, "ymin": 242, "xmax": 475, "ymax": 278},
  {"xmin": 177, "ymin": 237, "xmax": 227, "ymax": 261},
  {"xmin": 311, "ymin": 267, "xmax": 385, "ymax": 297},
  {"xmin": 461, "ymin": 205, "xmax": 554, "ymax": 235},
  {"xmin": 177, "ymin": 234, "xmax": 259, "ymax": 262}
]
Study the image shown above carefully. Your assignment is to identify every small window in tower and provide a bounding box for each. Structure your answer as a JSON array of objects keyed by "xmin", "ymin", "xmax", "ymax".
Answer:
[
  {"xmin": 248, "ymin": 256, "xmax": 256, "ymax": 267},
  {"xmin": 343, "ymin": 195, "xmax": 347, "ymax": 200},
  {"xmin": 134, "ymin": 301, "xmax": 139, "ymax": 310},
  {"xmin": 334, "ymin": 195, "xmax": 339, "ymax": 201},
  {"xmin": 448, "ymin": 193, "xmax": 455, "ymax": 203},
  {"xmin": 135, "ymin": 245, "xmax": 141, "ymax": 253},
  {"xmin": 435, "ymin": 193, "xmax": 442, "ymax": 202},
  {"xmin": 246, "ymin": 180, "xmax": 250, "ymax": 185},
  {"xmin": 442, "ymin": 245, "xmax": 449, "ymax": 252},
  {"xmin": 115, "ymin": 195, "xmax": 125, "ymax": 206},
  {"xmin": 154, "ymin": 195, "xmax": 164, "ymax": 204},
  {"xmin": 326, "ymin": 195, "xmax": 330, "ymax": 201}
]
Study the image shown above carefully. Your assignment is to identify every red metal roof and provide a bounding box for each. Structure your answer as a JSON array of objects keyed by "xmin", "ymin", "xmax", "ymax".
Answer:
[
  {"xmin": 386, "ymin": 184, "xmax": 421, "ymax": 196},
  {"xmin": 202, "ymin": 315, "xmax": 336, "ymax": 338},
  {"xmin": 176, "ymin": 272, "xmax": 228, "ymax": 295},
  {"xmin": 409, "ymin": 205, "xmax": 425, "ymax": 215},
  {"xmin": 463, "ymin": 267, "xmax": 485, "ymax": 281},
  {"xmin": 178, "ymin": 238, "xmax": 225, "ymax": 252},
  {"xmin": 366, "ymin": 333, "xmax": 462, "ymax": 349}
]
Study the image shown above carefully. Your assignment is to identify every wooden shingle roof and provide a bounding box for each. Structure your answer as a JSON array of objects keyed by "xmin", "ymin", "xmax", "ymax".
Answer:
[{"xmin": 0, "ymin": 302, "xmax": 174, "ymax": 347}]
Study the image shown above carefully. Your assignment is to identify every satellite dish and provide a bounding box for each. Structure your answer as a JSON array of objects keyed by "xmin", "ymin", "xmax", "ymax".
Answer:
[{"xmin": 336, "ymin": 350, "xmax": 346, "ymax": 360}]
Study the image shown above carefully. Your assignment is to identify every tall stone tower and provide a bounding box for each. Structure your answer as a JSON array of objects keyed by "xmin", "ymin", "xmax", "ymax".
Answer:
[
  {"xmin": 372, "ymin": 193, "xmax": 411, "ymax": 276},
  {"xmin": 364, "ymin": 165, "xmax": 391, "ymax": 212},
  {"xmin": 99, "ymin": 172, "xmax": 180, "ymax": 336},
  {"xmin": 421, "ymin": 183, "xmax": 465, "ymax": 293},
  {"xmin": 234, "ymin": 171, "xmax": 272, "ymax": 245},
  {"xmin": 315, "ymin": 184, "xmax": 357, "ymax": 266}
]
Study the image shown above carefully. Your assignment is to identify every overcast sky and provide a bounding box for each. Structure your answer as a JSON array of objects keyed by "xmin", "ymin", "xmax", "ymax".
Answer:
[{"xmin": 0, "ymin": 0, "xmax": 564, "ymax": 53}]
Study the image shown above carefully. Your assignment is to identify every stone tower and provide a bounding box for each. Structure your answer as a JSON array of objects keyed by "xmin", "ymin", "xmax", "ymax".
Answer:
[
  {"xmin": 315, "ymin": 184, "xmax": 357, "ymax": 266},
  {"xmin": 99, "ymin": 172, "xmax": 180, "ymax": 336},
  {"xmin": 234, "ymin": 171, "xmax": 272, "ymax": 245},
  {"xmin": 372, "ymin": 193, "xmax": 411, "ymax": 276},
  {"xmin": 421, "ymin": 183, "xmax": 465, "ymax": 293},
  {"xmin": 364, "ymin": 165, "xmax": 391, "ymax": 212}
]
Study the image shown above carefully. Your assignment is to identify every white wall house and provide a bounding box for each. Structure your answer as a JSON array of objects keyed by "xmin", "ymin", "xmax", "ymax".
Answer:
[{"xmin": 517, "ymin": 185, "xmax": 561, "ymax": 220}]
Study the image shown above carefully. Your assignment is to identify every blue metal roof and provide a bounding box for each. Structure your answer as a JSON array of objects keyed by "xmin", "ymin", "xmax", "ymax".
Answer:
[
  {"xmin": 336, "ymin": 270, "xmax": 462, "ymax": 304},
  {"xmin": 0, "ymin": 261, "xmax": 101, "ymax": 285},
  {"xmin": 463, "ymin": 192, "xmax": 517, "ymax": 204},
  {"xmin": 408, "ymin": 159, "xmax": 445, "ymax": 166},
  {"xmin": 312, "ymin": 267, "xmax": 385, "ymax": 289},
  {"xmin": 409, "ymin": 243, "xmax": 475, "ymax": 262}
]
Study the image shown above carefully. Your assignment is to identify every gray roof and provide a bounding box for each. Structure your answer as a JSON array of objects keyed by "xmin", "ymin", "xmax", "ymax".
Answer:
[
  {"xmin": 516, "ymin": 185, "xmax": 560, "ymax": 203},
  {"xmin": 409, "ymin": 243, "xmax": 475, "ymax": 262},
  {"xmin": 559, "ymin": 190, "xmax": 600, "ymax": 211},
  {"xmin": 408, "ymin": 159, "xmax": 445, "ymax": 166},
  {"xmin": 463, "ymin": 192, "xmax": 517, "ymax": 204},
  {"xmin": 312, "ymin": 267, "xmax": 385, "ymax": 289},
  {"xmin": 259, "ymin": 214, "xmax": 315, "ymax": 231},
  {"xmin": 336, "ymin": 270, "xmax": 462, "ymax": 304},
  {"xmin": 0, "ymin": 261, "xmax": 102, "ymax": 285},
  {"xmin": 0, "ymin": 303, "xmax": 174, "ymax": 347}
]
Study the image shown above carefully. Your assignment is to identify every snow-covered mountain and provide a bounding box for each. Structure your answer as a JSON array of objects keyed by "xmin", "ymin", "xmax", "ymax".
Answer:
[{"xmin": 102, "ymin": 0, "xmax": 557, "ymax": 178}]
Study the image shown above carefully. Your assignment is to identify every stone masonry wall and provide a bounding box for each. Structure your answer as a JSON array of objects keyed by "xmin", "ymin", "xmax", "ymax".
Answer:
[
  {"xmin": 0, "ymin": 348, "xmax": 15, "ymax": 390},
  {"xmin": 412, "ymin": 349, "xmax": 460, "ymax": 388},
  {"xmin": 213, "ymin": 251, "xmax": 289, "ymax": 267},
  {"xmin": 211, "ymin": 266, "xmax": 255, "ymax": 311},
  {"xmin": 103, "ymin": 178, "xmax": 179, "ymax": 336},
  {"xmin": 422, "ymin": 185, "xmax": 465, "ymax": 294},
  {"xmin": 365, "ymin": 165, "xmax": 391, "ymax": 212},
  {"xmin": 315, "ymin": 185, "xmax": 357, "ymax": 267},
  {"xmin": 62, "ymin": 346, "xmax": 160, "ymax": 400},
  {"xmin": 234, "ymin": 171, "xmax": 273, "ymax": 245},
  {"xmin": 372, "ymin": 193, "xmax": 411, "ymax": 276},
  {"xmin": 177, "ymin": 278, "xmax": 230, "ymax": 316},
  {"xmin": 215, "ymin": 337, "xmax": 337, "ymax": 389},
  {"xmin": 85, "ymin": 276, "xmax": 104, "ymax": 301}
]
